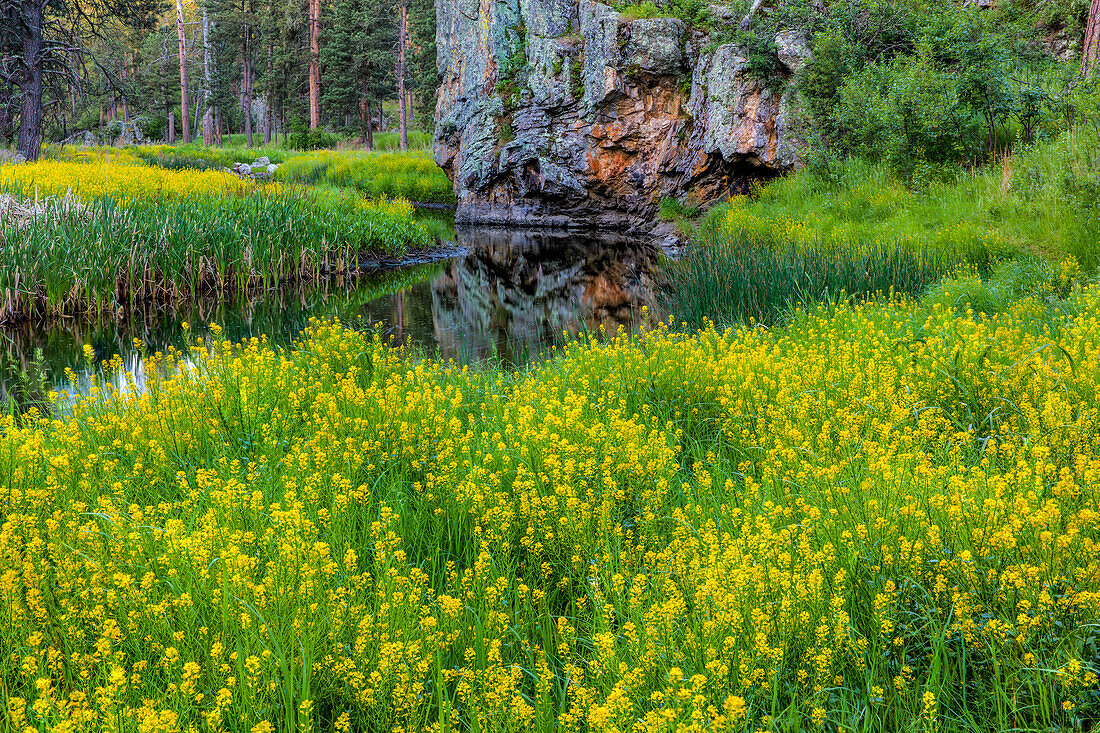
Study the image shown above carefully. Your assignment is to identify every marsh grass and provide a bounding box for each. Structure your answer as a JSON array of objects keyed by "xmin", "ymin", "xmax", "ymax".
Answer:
[
  {"xmin": 659, "ymin": 229, "xmax": 956, "ymax": 328},
  {"xmin": 726, "ymin": 135, "xmax": 1099, "ymax": 266},
  {"xmin": 662, "ymin": 135, "xmax": 1100, "ymax": 329},
  {"xmin": 0, "ymin": 189, "xmax": 447, "ymax": 323}
]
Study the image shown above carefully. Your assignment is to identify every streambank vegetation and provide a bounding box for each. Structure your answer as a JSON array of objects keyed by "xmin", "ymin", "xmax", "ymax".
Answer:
[{"xmin": 0, "ymin": 159, "xmax": 448, "ymax": 323}]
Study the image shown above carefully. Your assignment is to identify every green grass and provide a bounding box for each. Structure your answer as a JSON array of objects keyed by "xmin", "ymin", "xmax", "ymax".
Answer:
[
  {"xmin": 275, "ymin": 149, "xmax": 455, "ymax": 204},
  {"xmin": 129, "ymin": 144, "xmax": 294, "ymax": 170},
  {"xmin": 659, "ymin": 230, "xmax": 959, "ymax": 328},
  {"xmin": 716, "ymin": 132, "xmax": 1099, "ymax": 265},
  {"xmin": 0, "ymin": 187, "xmax": 448, "ymax": 323},
  {"xmin": 662, "ymin": 132, "xmax": 1100, "ymax": 328}
]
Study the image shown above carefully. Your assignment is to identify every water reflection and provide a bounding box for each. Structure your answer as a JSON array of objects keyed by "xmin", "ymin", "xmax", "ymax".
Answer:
[
  {"xmin": 0, "ymin": 227, "xmax": 661, "ymax": 411},
  {"xmin": 432, "ymin": 227, "xmax": 660, "ymax": 363}
]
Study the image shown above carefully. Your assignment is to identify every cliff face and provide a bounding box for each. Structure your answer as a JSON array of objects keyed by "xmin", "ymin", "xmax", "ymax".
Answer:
[{"xmin": 433, "ymin": 0, "xmax": 810, "ymax": 227}]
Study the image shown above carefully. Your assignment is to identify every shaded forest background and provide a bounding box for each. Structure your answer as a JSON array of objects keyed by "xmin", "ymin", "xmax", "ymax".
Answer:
[
  {"xmin": 0, "ymin": 0, "xmax": 435, "ymax": 159},
  {"xmin": 0, "ymin": 0, "xmax": 1098, "ymax": 166}
]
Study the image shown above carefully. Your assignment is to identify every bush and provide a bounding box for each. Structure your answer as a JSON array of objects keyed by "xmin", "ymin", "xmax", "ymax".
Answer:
[
  {"xmin": 794, "ymin": 0, "xmax": 1067, "ymax": 179},
  {"xmin": 287, "ymin": 129, "xmax": 339, "ymax": 151},
  {"xmin": 142, "ymin": 115, "xmax": 167, "ymax": 142},
  {"xmin": 834, "ymin": 47, "xmax": 977, "ymax": 182}
]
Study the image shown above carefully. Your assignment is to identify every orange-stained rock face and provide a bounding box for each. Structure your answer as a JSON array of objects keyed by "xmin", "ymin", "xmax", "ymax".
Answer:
[{"xmin": 433, "ymin": 0, "xmax": 807, "ymax": 228}]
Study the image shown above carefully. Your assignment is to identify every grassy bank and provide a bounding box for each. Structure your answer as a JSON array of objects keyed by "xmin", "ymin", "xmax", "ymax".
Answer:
[
  {"xmin": 2, "ymin": 284, "xmax": 1100, "ymax": 730},
  {"xmin": 0, "ymin": 162, "xmax": 448, "ymax": 322},
  {"xmin": 662, "ymin": 132, "xmax": 1100, "ymax": 327},
  {"xmin": 275, "ymin": 149, "xmax": 455, "ymax": 204}
]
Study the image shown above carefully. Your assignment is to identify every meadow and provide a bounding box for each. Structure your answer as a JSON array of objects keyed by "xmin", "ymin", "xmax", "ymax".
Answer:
[
  {"xmin": 2, "ymin": 278, "xmax": 1100, "ymax": 731},
  {"xmin": 275, "ymin": 150, "xmax": 455, "ymax": 205},
  {"xmin": 0, "ymin": 160, "xmax": 448, "ymax": 322}
]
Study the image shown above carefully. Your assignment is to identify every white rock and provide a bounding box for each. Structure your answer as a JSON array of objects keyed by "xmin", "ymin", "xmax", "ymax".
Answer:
[{"xmin": 775, "ymin": 30, "xmax": 812, "ymax": 74}]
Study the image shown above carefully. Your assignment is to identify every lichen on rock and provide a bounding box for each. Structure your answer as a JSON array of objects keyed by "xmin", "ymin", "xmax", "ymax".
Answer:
[{"xmin": 433, "ymin": 0, "xmax": 811, "ymax": 227}]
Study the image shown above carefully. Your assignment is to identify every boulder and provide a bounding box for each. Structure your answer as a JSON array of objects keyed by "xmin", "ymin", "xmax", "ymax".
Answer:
[
  {"xmin": 433, "ymin": 0, "xmax": 807, "ymax": 227},
  {"xmin": 775, "ymin": 29, "xmax": 811, "ymax": 74},
  {"xmin": 253, "ymin": 156, "xmax": 271, "ymax": 166}
]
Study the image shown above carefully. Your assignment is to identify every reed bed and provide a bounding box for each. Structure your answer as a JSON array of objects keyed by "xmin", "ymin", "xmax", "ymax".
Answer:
[
  {"xmin": 2, "ymin": 285, "xmax": 1100, "ymax": 731},
  {"xmin": 0, "ymin": 190, "xmax": 444, "ymax": 323},
  {"xmin": 275, "ymin": 149, "xmax": 455, "ymax": 204},
  {"xmin": 659, "ymin": 230, "xmax": 960, "ymax": 328}
]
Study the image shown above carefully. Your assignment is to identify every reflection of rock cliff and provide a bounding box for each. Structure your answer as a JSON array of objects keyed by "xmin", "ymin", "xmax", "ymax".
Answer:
[
  {"xmin": 434, "ymin": 0, "xmax": 810, "ymax": 227},
  {"xmin": 430, "ymin": 227, "xmax": 657, "ymax": 361}
]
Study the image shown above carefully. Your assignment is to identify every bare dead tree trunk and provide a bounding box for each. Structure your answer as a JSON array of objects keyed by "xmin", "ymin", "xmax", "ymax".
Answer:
[
  {"xmin": 242, "ymin": 0, "xmax": 254, "ymax": 147},
  {"xmin": 740, "ymin": 0, "xmax": 765, "ymax": 30},
  {"xmin": 1084, "ymin": 0, "xmax": 1100, "ymax": 77},
  {"xmin": 308, "ymin": 0, "xmax": 320, "ymax": 128},
  {"xmin": 397, "ymin": 0, "xmax": 408, "ymax": 151},
  {"xmin": 16, "ymin": 0, "xmax": 45, "ymax": 161},
  {"xmin": 202, "ymin": 8, "xmax": 214, "ymax": 145},
  {"xmin": 176, "ymin": 0, "xmax": 191, "ymax": 143}
]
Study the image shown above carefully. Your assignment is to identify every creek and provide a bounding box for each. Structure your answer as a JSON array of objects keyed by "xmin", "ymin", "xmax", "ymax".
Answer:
[{"xmin": 0, "ymin": 227, "xmax": 662, "ymax": 412}]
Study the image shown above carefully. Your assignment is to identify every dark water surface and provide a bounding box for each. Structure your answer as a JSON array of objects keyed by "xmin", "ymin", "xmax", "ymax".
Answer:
[{"xmin": 0, "ymin": 227, "xmax": 662, "ymax": 410}]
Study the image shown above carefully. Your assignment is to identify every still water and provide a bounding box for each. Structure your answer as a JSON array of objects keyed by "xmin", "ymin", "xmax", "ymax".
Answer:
[{"xmin": 0, "ymin": 227, "xmax": 662, "ymax": 409}]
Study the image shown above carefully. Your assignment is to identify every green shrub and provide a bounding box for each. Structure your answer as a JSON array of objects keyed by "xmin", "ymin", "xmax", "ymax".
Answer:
[
  {"xmin": 832, "ymin": 45, "xmax": 976, "ymax": 182},
  {"xmin": 658, "ymin": 196, "xmax": 700, "ymax": 221},
  {"xmin": 620, "ymin": 1, "xmax": 660, "ymax": 20},
  {"xmin": 287, "ymin": 129, "xmax": 340, "ymax": 151},
  {"xmin": 794, "ymin": 0, "xmax": 1068, "ymax": 179}
]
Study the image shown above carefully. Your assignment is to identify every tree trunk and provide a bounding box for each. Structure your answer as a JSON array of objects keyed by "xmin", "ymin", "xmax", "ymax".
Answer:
[
  {"xmin": 16, "ymin": 0, "xmax": 45, "ymax": 161},
  {"xmin": 215, "ymin": 105, "xmax": 222, "ymax": 145},
  {"xmin": 397, "ymin": 1, "xmax": 408, "ymax": 151},
  {"xmin": 1084, "ymin": 0, "xmax": 1100, "ymax": 77},
  {"xmin": 242, "ymin": 4, "xmax": 254, "ymax": 148},
  {"xmin": 263, "ymin": 41, "xmax": 274, "ymax": 144},
  {"xmin": 176, "ymin": 0, "xmax": 191, "ymax": 143},
  {"xmin": 203, "ymin": 8, "xmax": 214, "ymax": 145},
  {"xmin": 0, "ymin": 79, "xmax": 13, "ymax": 144},
  {"xmin": 121, "ymin": 57, "xmax": 130, "ymax": 123},
  {"xmin": 169, "ymin": 111, "xmax": 176, "ymax": 143},
  {"xmin": 363, "ymin": 94, "xmax": 373, "ymax": 150},
  {"xmin": 308, "ymin": 0, "xmax": 321, "ymax": 128},
  {"xmin": 192, "ymin": 87, "xmax": 202, "ymax": 141}
]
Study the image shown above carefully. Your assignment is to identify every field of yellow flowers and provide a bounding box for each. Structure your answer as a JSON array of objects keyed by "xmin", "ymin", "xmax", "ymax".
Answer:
[
  {"xmin": 0, "ymin": 160, "xmax": 242, "ymax": 201},
  {"xmin": 3, "ymin": 282, "xmax": 1099, "ymax": 731}
]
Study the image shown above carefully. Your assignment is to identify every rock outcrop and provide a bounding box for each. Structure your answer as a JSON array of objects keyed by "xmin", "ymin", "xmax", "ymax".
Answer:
[{"xmin": 433, "ymin": 0, "xmax": 810, "ymax": 227}]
